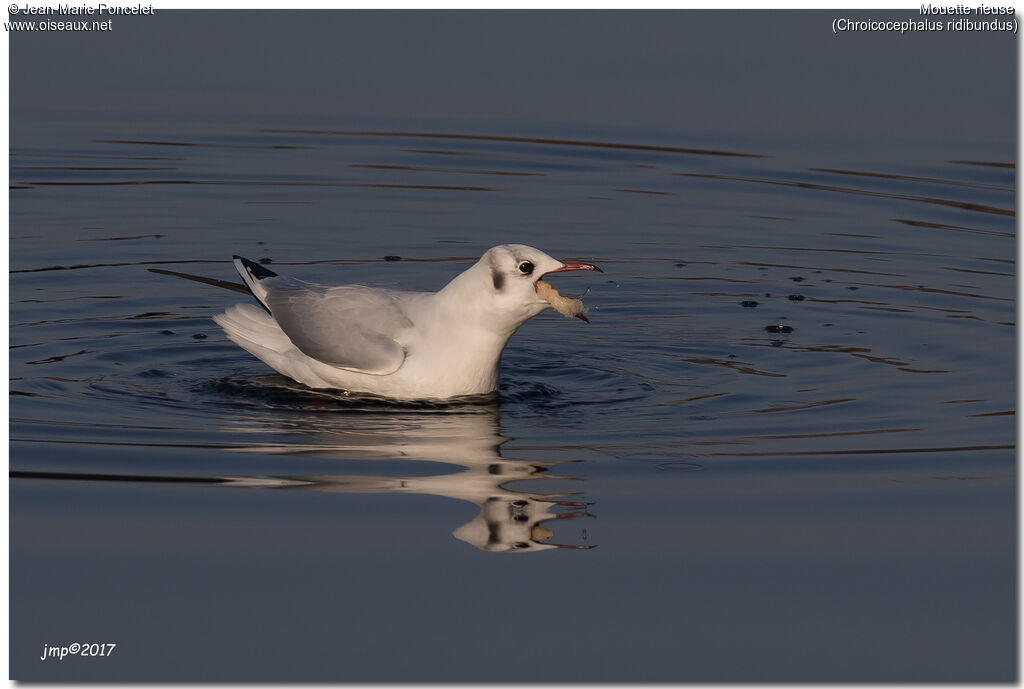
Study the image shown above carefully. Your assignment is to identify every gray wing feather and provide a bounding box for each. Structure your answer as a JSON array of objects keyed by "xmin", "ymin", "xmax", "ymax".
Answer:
[{"xmin": 262, "ymin": 278, "xmax": 412, "ymax": 375}]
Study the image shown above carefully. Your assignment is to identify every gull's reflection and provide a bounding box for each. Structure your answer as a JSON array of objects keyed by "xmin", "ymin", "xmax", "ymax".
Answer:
[{"xmin": 223, "ymin": 400, "xmax": 594, "ymax": 553}]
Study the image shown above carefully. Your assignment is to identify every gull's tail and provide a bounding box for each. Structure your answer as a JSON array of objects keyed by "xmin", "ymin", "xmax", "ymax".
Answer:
[
  {"xmin": 212, "ymin": 303, "xmax": 291, "ymax": 356},
  {"xmin": 214, "ymin": 261, "xmax": 290, "ymax": 353},
  {"xmin": 212, "ymin": 304, "xmax": 326, "ymax": 389}
]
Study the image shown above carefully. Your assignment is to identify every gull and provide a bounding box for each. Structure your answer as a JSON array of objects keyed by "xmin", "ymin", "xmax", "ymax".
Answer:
[{"xmin": 210, "ymin": 245, "xmax": 601, "ymax": 400}]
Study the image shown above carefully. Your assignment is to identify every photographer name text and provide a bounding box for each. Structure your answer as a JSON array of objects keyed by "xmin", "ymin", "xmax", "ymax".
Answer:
[{"xmin": 9, "ymin": 4, "xmax": 153, "ymax": 15}]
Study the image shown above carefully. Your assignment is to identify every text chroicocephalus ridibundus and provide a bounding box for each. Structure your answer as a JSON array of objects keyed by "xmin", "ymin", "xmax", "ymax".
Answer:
[{"xmin": 212, "ymin": 245, "xmax": 601, "ymax": 400}]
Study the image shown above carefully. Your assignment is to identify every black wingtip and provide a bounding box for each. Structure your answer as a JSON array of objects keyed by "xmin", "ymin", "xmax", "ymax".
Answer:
[{"xmin": 234, "ymin": 255, "xmax": 278, "ymax": 280}]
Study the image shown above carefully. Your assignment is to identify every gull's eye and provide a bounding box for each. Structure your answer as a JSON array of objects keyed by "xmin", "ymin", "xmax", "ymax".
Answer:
[{"xmin": 518, "ymin": 261, "xmax": 534, "ymax": 275}]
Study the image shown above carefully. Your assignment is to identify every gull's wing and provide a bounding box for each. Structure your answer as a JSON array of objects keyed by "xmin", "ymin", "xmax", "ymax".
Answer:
[
  {"xmin": 231, "ymin": 256, "xmax": 412, "ymax": 376},
  {"xmin": 264, "ymin": 280, "xmax": 413, "ymax": 375}
]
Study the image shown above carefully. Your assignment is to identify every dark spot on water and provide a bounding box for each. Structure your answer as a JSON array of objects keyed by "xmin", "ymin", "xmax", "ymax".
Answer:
[
  {"xmin": 657, "ymin": 462, "xmax": 704, "ymax": 472},
  {"xmin": 259, "ymin": 257, "xmax": 273, "ymax": 265},
  {"xmin": 160, "ymin": 330, "xmax": 174, "ymax": 335},
  {"xmin": 130, "ymin": 311, "xmax": 174, "ymax": 319},
  {"xmin": 770, "ymin": 340, "xmax": 784, "ymax": 347},
  {"xmin": 764, "ymin": 293, "xmax": 772, "ymax": 297},
  {"xmin": 824, "ymin": 279, "xmax": 833, "ymax": 283},
  {"xmin": 255, "ymin": 241, "xmax": 264, "ymax": 245},
  {"xmin": 727, "ymin": 354, "xmax": 737, "ymax": 358},
  {"xmin": 674, "ymin": 263, "xmax": 686, "ymax": 267},
  {"xmin": 848, "ymin": 286, "xmax": 859, "ymax": 290},
  {"xmin": 765, "ymin": 324, "xmax": 794, "ymax": 333},
  {"xmin": 741, "ymin": 300, "xmax": 759, "ymax": 307},
  {"xmin": 788, "ymin": 294, "xmax": 805, "ymax": 301},
  {"xmin": 384, "ymin": 255, "xmax": 402, "ymax": 262},
  {"xmin": 790, "ymin": 276, "xmax": 805, "ymax": 282},
  {"xmin": 824, "ymin": 323, "xmax": 834, "ymax": 327},
  {"xmin": 26, "ymin": 349, "xmax": 90, "ymax": 365},
  {"xmin": 10, "ymin": 390, "xmax": 36, "ymax": 396},
  {"xmin": 193, "ymin": 333, "xmax": 207, "ymax": 339}
]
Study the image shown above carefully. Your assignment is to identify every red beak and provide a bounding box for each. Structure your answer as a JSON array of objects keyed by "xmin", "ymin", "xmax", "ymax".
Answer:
[{"xmin": 547, "ymin": 261, "xmax": 603, "ymax": 275}]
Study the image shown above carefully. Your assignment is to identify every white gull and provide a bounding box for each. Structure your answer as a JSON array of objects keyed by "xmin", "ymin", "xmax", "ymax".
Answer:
[{"xmin": 213, "ymin": 244, "xmax": 601, "ymax": 400}]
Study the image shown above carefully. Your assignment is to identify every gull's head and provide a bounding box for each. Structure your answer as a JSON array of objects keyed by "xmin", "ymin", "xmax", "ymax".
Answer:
[{"xmin": 463, "ymin": 244, "xmax": 601, "ymax": 330}]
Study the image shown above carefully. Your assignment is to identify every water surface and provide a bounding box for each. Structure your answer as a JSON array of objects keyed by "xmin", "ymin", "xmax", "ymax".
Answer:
[{"xmin": 9, "ymin": 10, "xmax": 1016, "ymax": 681}]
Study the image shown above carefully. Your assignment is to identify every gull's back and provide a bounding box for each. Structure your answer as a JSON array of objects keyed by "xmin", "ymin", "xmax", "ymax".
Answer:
[{"xmin": 213, "ymin": 258, "xmax": 478, "ymax": 398}]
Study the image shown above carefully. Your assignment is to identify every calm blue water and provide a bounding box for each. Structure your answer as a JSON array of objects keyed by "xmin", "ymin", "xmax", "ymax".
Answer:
[{"xmin": 10, "ymin": 10, "xmax": 1016, "ymax": 681}]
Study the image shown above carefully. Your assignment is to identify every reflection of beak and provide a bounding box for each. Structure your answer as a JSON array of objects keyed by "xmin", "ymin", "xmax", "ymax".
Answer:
[{"xmin": 537, "ymin": 508, "xmax": 593, "ymax": 523}]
